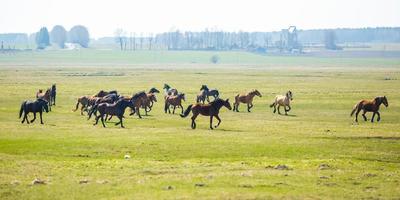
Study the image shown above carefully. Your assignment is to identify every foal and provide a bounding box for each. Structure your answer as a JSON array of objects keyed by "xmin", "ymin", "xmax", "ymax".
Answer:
[
  {"xmin": 165, "ymin": 93, "xmax": 185, "ymax": 114},
  {"xmin": 180, "ymin": 98, "xmax": 232, "ymax": 130},
  {"xmin": 350, "ymin": 96, "xmax": 388, "ymax": 122},
  {"xmin": 270, "ymin": 91, "xmax": 293, "ymax": 115},
  {"xmin": 233, "ymin": 89, "xmax": 262, "ymax": 112}
]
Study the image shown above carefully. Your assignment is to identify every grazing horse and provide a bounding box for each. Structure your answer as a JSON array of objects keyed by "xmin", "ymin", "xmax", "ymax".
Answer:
[
  {"xmin": 50, "ymin": 84, "xmax": 56, "ymax": 106},
  {"xmin": 37, "ymin": 89, "xmax": 52, "ymax": 111},
  {"xmin": 270, "ymin": 91, "xmax": 293, "ymax": 115},
  {"xmin": 233, "ymin": 89, "xmax": 262, "ymax": 112},
  {"xmin": 94, "ymin": 90, "xmax": 118, "ymax": 98},
  {"xmin": 197, "ymin": 85, "xmax": 219, "ymax": 103},
  {"xmin": 350, "ymin": 96, "xmax": 388, "ymax": 122},
  {"xmin": 164, "ymin": 93, "xmax": 185, "ymax": 114},
  {"xmin": 19, "ymin": 99, "xmax": 49, "ymax": 124},
  {"xmin": 91, "ymin": 99, "xmax": 135, "ymax": 128},
  {"xmin": 180, "ymin": 98, "xmax": 232, "ymax": 129},
  {"xmin": 163, "ymin": 84, "xmax": 178, "ymax": 97},
  {"xmin": 73, "ymin": 96, "xmax": 100, "ymax": 115}
]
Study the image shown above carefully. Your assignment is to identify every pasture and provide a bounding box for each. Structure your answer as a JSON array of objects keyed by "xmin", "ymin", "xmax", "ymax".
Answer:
[{"xmin": 0, "ymin": 50, "xmax": 399, "ymax": 199}]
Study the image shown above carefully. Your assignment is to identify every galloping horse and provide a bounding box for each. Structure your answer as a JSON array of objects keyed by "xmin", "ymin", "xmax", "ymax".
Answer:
[
  {"xmin": 350, "ymin": 96, "xmax": 388, "ymax": 122},
  {"xmin": 141, "ymin": 87, "xmax": 160, "ymax": 114},
  {"xmin": 197, "ymin": 85, "xmax": 219, "ymax": 103},
  {"xmin": 91, "ymin": 99, "xmax": 135, "ymax": 128},
  {"xmin": 50, "ymin": 84, "xmax": 56, "ymax": 106},
  {"xmin": 163, "ymin": 84, "xmax": 178, "ymax": 97},
  {"xmin": 19, "ymin": 99, "xmax": 49, "ymax": 124},
  {"xmin": 233, "ymin": 89, "xmax": 262, "ymax": 112},
  {"xmin": 73, "ymin": 96, "xmax": 101, "ymax": 115},
  {"xmin": 164, "ymin": 93, "xmax": 185, "ymax": 114},
  {"xmin": 180, "ymin": 98, "xmax": 232, "ymax": 129},
  {"xmin": 37, "ymin": 89, "xmax": 52, "ymax": 111},
  {"xmin": 270, "ymin": 91, "xmax": 293, "ymax": 115},
  {"xmin": 127, "ymin": 91, "xmax": 148, "ymax": 118}
]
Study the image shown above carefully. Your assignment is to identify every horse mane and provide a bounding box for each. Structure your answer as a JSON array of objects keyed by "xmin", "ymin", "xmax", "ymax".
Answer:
[
  {"xmin": 149, "ymin": 87, "xmax": 159, "ymax": 93},
  {"xmin": 132, "ymin": 91, "xmax": 146, "ymax": 100}
]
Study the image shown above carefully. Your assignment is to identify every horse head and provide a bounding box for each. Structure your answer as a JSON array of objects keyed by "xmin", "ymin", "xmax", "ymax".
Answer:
[
  {"xmin": 163, "ymin": 84, "xmax": 170, "ymax": 90},
  {"xmin": 223, "ymin": 98, "xmax": 232, "ymax": 110},
  {"xmin": 150, "ymin": 94, "xmax": 157, "ymax": 102},
  {"xmin": 287, "ymin": 91, "xmax": 293, "ymax": 100},
  {"xmin": 149, "ymin": 87, "xmax": 160, "ymax": 93},
  {"xmin": 379, "ymin": 96, "xmax": 389, "ymax": 107},
  {"xmin": 253, "ymin": 89, "xmax": 262, "ymax": 97},
  {"xmin": 179, "ymin": 93, "xmax": 186, "ymax": 101},
  {"xmin": 200, "ymin": 85, "xmax": 209, "ymax": 91}
]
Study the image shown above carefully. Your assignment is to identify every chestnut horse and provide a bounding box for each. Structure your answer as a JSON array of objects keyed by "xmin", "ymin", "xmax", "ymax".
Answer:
[
  {"xmin": 73, "ymin": 96, "xmax": 100, "ymax": 115},
  {"xmin": 270, "ymin": 91, "xmax": 293, "ymax": 115},
  {"xmin": 164, "ymin": 93, "xmax": 185, "ymax": 114},
  {"xmin": 36, "ymin": 89, "xmax": 52, "ymax": 111},
  {"xmin": 350, "ymin": 96, "xmax": 388, "ymax": 122},
  {"xmin": 180, "ymin": 98, "xmax": 232, "ymax": 129},
  {"xmin": 233, "ymin": 89, "xmax": 262, "ymax": 112}
]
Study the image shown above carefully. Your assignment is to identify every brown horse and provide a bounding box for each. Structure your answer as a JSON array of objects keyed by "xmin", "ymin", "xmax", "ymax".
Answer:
[
  {"xmin": 233, "ymin": 89, "xmax": 262, "ymax": 112},
  {"xmin": 127, "ymin": 91, "xmax": 148, "ymax": 118},
  {"xmin": 141, "ymin": 93, "xmax": 157, "ymax": 115},
  {"xmin": 180, "ymin": 98, "xmax": 232, "ymax": 129},
  {"xmin": 73, "ymin": 96, "xmax": 100, "ymax": 115},
  {"xmin": 164, "ymin": 93, "xmax": 185, "ymax": 114},
  {"xmin": 36, "ymin": 89, "xmax": 52, "ymax": 111},
  {"xmin": 350, "ymin": 96, "xmax": 388, "ymax": 122},
  {"xmin": 94, "ymin": 90, "xmax": 118, "ymax": 98}
]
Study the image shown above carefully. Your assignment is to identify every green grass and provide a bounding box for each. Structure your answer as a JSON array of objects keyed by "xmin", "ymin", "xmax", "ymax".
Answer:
[{"xmin": 0, "ymin": 50, "xmax": 399, "ymax": 199}]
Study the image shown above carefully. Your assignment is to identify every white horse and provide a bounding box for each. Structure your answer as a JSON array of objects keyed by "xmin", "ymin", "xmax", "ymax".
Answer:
[{"xmin": 270, "ymin": 91, "xmax": 293, "ymax": 115}]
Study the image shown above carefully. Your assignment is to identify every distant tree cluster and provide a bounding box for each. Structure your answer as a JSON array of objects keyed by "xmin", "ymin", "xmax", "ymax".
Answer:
[{"xmin": 34, "ymin": 25, "xmax": 90, "ymax": 49}]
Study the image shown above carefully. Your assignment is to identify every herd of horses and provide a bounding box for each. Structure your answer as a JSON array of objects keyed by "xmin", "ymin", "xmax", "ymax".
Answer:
[{"xmin": 19, "ymin": 83, "xmax": 389, "ymax": 129}]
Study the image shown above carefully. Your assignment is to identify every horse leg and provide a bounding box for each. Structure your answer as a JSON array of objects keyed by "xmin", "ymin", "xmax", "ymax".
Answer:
[
  {"xmin": 30, "ymin": 112, "xmax": 37, "ymax": 123},
  {"xmin": 181, "ymin": 105, "xmax": 184, "ymax": 114},
  {"xmin": 362, "ymin": 110, "xmax": 367, "ymax": 121},
  {"xmin": 136, "ymin": 107, "xmax": 142, "ymax": 118},
  {"xmin": 214, "ymin": 115, "xmax": 222, "ymax": 128},
  {"xmin": 273, "ymin": 104, "xmax": 277, "ymax": 113},
  {"xmin": 94, "ymin": 115, "xmax": 100, "ymax": 125},
  {"xmin": 371, "ymin": 112, "xmax": 376, "ymax": 123},
  {"xmin": 101, "ymin": 115, "xmax": 106, "ymax": 127},
  {"xmin": 22, "ymin": 113, "xmax": 28, "ymax": 124},
  {"xmin": 118, "ymin": 116, "xmax": 124, "ymax": 128},
  {"xmin": 108, "ymin": 115, "xmax": 113, "ymax": 121},
  {"xmin": 39, "ymin": 111, "xmax": 44, "ymax": 124},
  {"xmin": 277, "ymin": 105, "xmax": 281, "ymax": 114},
  {"xmin": 173, "ymin": 105, "xmax": 176, "ymax": 114},
  {"xmin": 286, "ymin": 105, "xmax": 291, "ymax": 112},
  {"xmin": 247, "ymin": 103, "xmax": 253, "ymax": 112},
  {"xmin": 80, "ymin": 105, "xmax": 85, "ymax": 115},
  {"xmin": 235, "ymin": 103, "xmax": 240, "ymax": 112},
  {"xmin": 284, "ymin": 106, "xmax": 288, "ymax": 115},
  {"xmin": 210, "ymin": 115, "xmax": 214, "ymax": 130},
  {"xmin": 191, "ymin": 113, "xmax": 199, "ymax": 129},
  {"xmin": 377, "ymin": 112, "xmax": 381, "ymax": 122}
]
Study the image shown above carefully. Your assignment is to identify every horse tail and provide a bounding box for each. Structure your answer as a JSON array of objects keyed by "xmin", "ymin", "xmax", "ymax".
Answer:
[
  {"xmin": 72, "ymin": 99, "xmax": 80, "ymax": 112},
  {"xmin": 180, "ymin": 105, "xmax": 193, "ymax": 118},
  {"xmin": 88, "ymin": 104, "xmax": 98, "ymax": 120},
  {"xmin": 350, "ymin": 102, "xmax": 360, "ymax": 116},
  {"xmin": 19, "ymin": 101, "xmax": 25, "ymax": 118}
]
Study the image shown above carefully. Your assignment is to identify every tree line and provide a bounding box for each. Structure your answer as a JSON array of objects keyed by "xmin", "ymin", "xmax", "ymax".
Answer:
[{"xmin": 34, "ymin": 25, "xmax": 90, "ymax": 49}]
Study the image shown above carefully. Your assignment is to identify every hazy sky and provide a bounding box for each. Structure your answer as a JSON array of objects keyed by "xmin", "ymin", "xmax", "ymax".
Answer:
[{"xmin": 1, "ymin": 0, "xmax": 399, "ymax": 38}]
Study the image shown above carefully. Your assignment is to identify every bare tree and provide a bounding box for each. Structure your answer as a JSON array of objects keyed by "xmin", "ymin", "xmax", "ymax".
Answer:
[
  {"xmin": 148, "ymin": 33, "xmax": 153, "ymax": 50},
  {"xmin": 114, "ymin": 28, "xmax": 125, "ymax": 50}
]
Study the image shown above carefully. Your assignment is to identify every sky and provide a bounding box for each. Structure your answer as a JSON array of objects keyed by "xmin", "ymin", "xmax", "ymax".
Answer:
[{"xmin": 0, "ymin": 0, "xmax": 399, "ymax": 38}]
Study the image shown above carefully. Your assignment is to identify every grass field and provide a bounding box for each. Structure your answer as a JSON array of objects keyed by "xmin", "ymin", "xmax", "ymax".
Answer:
[{"xmin": 0, "ymin": 50, "xmax": 399, "ymax": 199}]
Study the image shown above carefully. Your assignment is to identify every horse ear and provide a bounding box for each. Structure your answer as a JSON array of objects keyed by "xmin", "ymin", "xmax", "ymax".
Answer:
[{"xmin": 226, "ymin": 98, "xmax": 229, "ymax": 102}]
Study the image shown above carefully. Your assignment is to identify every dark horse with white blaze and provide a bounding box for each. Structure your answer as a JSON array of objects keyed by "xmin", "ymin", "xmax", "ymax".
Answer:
[
  {"xmin": 19, "ymin": 99, "xmax": 49, "ymax": 124},
  {"xmin": 350, "ymin": 96, "xmax": 388, "ymax": 122},
  {"xmin": 197, "ymin": 85, "xmax": 219, "ymax": 103},
  {"xmin": 181, "ymin": 98, "xmax": 232, "ymax": 130}
]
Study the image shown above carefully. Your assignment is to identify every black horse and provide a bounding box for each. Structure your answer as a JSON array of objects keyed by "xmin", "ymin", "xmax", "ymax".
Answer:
[
  {"xmin": 19, "ymin": 99, "xmax": 49, "ymax": 124},
  {"xmin": 50, "ymin": 84, "xmax": 56, "ymax": 106},
  {"xmin": 199, "ymin": 85, "xmax": 219, "ymax": 103},
  {"xmin": 91, "ymin": 99, "xmax": 135, "ymax": 128}
]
